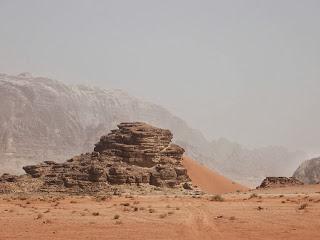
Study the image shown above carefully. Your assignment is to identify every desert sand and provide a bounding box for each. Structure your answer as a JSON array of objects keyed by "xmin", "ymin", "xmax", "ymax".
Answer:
[
  {"xmin": 1, "ymin": 184, "xmax": 320, "ymax": 240},
  {"xmin": 182, "ymin": 157, "xmax": 248, "ymax": 193}
]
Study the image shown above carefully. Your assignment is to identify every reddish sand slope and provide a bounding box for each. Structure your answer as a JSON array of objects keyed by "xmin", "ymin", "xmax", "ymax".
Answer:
[{"xmin": 182, "ymin": 156, "xmax": 248, "ymax": 193}]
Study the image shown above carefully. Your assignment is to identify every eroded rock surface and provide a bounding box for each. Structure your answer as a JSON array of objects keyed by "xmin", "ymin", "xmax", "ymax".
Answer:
[
  {"xmin": 293, "ymin": 157, "xmax": 320, "ymax": 184},
  {"xmin": 0, "ymin": 122, "xmax": 191, "ymax": 194},
  {"xmin": 257, "ymin": 177, "xmax": 303, "ymax": 189}
]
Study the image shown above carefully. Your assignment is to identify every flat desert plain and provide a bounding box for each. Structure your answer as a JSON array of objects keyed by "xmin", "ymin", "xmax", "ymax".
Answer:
[{"xmin": 1, "ymin": 185, "xmax": 320, "ymax": 240}]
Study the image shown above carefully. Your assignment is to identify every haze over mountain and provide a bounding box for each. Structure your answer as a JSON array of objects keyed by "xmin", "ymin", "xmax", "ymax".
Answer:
[
  {"xmin": 0, "ymin": 73, "xmax": 306, "ymax": 186},
  {"xmin": 1, "ymin": 0, "xmax": 320, "ymax": 156}
]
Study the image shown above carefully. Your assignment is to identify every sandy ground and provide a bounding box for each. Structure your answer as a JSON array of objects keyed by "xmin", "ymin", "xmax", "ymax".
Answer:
[
  {"xmin": 182, "ymin": 157, "xmax": 248, "ymax": 193},
  {"xmin": 1, "ymin": 185, "xmax": 320, "ymax": 240}
]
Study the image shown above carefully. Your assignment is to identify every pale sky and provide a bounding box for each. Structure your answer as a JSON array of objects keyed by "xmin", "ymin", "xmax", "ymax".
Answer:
[{"xmin": 1, "ymin": 0, "xmax": 320, "ymax": 154}]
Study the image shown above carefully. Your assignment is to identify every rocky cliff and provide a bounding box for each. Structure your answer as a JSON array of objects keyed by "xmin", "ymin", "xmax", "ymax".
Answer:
[
  {"xmin": 0, "ymin": 122, "xmax": 191, "ymax": 194},
  {"xmin": 293, "ymin": 157, "xmax": 320, "ymax": 184}
]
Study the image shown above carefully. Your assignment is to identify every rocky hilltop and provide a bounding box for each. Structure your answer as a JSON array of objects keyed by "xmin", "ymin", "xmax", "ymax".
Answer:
[
  {"xmin": 0, "ymin": 122, "xmax": 191, "ymax": 194},
  {"xmin": 293, "ymin": 157, "xmax": 320, "ymax": 184}
]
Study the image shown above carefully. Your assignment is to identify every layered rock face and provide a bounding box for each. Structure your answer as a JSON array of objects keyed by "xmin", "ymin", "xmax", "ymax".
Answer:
[
  {"xmin": 0, "ymin": 122, "xmax": 191, "ymax": 194},
  {"xmin": 258, "ymin": 177, "xmax": 303, "ymax": 189},
  {"xmin": 293, "ymin": 157, "xmax": 320, "ymax": 184}
]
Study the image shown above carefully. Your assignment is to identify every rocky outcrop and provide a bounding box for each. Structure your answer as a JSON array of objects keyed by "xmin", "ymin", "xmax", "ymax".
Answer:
[
  {"xmin": 257, "ymin": 177, "xmax": 303, "ymax": 188},
  {"xmin": 0, "ymin": 122, "xmax": 191, "ymax": 194},
  {"xmin": 0, "ymin": 73, "xmax": 306, "ymax": 187},
  {"xmin": 293, "ymin": 157, "xmax": 320, "ymax": 184}
]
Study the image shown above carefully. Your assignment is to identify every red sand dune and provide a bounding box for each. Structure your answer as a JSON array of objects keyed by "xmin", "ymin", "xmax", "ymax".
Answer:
[{"xmin": 182, "ymin": 156, "xmax": 248, "ymax": 194}]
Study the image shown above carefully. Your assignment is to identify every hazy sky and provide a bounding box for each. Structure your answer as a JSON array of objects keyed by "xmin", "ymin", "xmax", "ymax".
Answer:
[{"xmin": 1, "ymin": 0, "xmax": 320, "ymax": 154}]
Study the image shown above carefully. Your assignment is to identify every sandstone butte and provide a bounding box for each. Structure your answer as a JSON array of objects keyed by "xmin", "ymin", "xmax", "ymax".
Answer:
[{"xmin": 0, "ymin": 122, "xmax": 250, "ymax": 195}]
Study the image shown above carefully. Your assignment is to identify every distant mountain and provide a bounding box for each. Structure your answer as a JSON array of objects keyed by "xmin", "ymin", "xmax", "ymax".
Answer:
[
  {"xmin": 0, "ymin": 73, "xmax": 306, "ymax": 186},
  {"xmin": 208, "ymin": 138, "xmax": 306, "ymax": 186},
  {"xmin": 293, "ymin": 157, "xmax": 320, "ymax": 184}
]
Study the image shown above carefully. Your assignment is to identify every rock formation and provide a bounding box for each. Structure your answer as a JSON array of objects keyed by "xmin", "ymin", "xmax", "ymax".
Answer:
[
  {"xmin": 257, "ymin": 177, "xmax": 303, "ymax": 189},
  {"xmin": 293, "ymin": 157, "xmax": 320, "ymax": 184},
  {"xmin": 0, "ymin": 122, "xmax": 191, "ymax": 194},
  {"xmin": 0, "ymin": 73, "xmax": 306, "ymax": 186}
]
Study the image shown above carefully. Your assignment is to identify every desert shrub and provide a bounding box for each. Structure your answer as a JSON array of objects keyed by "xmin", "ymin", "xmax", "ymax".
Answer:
[
  {"xmin": 298, "ymin": 203, "xmax": 308, "ymax": 210},
  {"xmin": 113, "ymin": 214, "xmax": 120, "ymax": 219},
  {"xmin": 249, "ymin": 193, "xmax": 258, "ymax": 199},
  {"xmin": 92, "ymin": 212, "xmax": 100, "ymax": 216},
  {"xmin": 120, "ymin": 202, "xmax": 130, "ymax": 207},
  {"xmin": 209, "ymin": 195, "xmax": 224, "ymax": 202},
  {"xmin": 18, "ymin": 196, "xmax": 27, "ymax": 201},
  {"xmin": 149, "ymin": 208, "xmax": 156, "ymax": 213},
  {"xmin": 159, "ymin": 213, "xmax": 167, "ymax": 218}
]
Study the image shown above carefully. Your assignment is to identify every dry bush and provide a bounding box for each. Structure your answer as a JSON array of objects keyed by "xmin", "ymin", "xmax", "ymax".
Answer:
[
  {"xmin": 257, "ymin": 206, "xmax": 263, "ymax": 211},
  {"xmin": 43, "ymin": 219, "xmax": 52, "ymax": 224},
  {"xmin": 95, "ymin": 196, "xmax": 106, "ymax": 202},
  {"xmin": 159, "ymin": 213, "xmax": 167, "ymax": 218},
  {"xmin": 120, "ymin": 202, "xmax": 130, "ymax": 207},
  {"xmin": 92, "ymin": 212, "xmax": 100, "ymax": 216},
  {"xmin": 149, "ymin": 208, "xmax": 156, "ymax": 213},
  {"xmin": 18, "ymin": 196, "xmax": 27, "ymax": 201},
  {"xmin": 298, "ymin": 203, "xmax": 308, "ymax": 210},
  {"xmin": 209, "ymin": 195, "xmax": 224, "ymax": 202},
  {"xmin": 113, "ymin": 214, "xmax": 120, "ymax": 219},
  {"xmin": 249, "ymin": 193, "xmax": 258, "ymax": 199}
]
